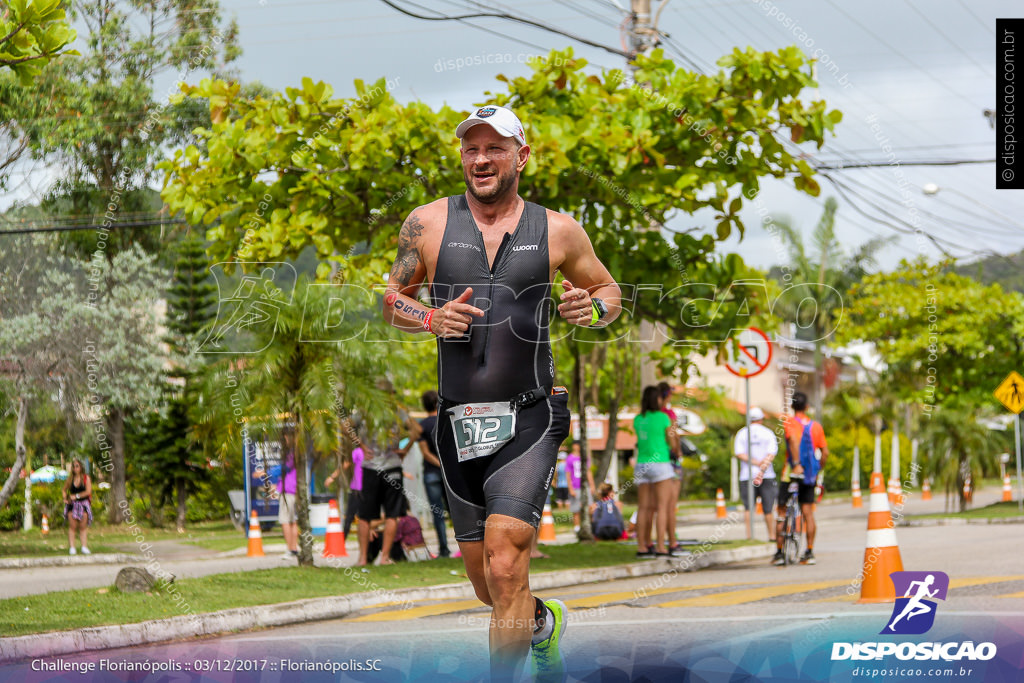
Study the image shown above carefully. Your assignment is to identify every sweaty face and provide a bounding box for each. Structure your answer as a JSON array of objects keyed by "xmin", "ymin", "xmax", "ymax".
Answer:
[{"xmin": 460, "ymin": 126, "xmax": 523, "ymax": 203}]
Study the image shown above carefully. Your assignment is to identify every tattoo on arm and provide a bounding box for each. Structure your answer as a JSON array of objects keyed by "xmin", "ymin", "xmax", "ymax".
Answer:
[{"xmin": 390, "ymin": 212, "xmax": 425, "ymax": 288}]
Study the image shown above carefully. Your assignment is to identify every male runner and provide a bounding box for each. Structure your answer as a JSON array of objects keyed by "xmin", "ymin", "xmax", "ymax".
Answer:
[{"xmin": 382, "ymin": 104, "xmax": 621, "ymax": 680}]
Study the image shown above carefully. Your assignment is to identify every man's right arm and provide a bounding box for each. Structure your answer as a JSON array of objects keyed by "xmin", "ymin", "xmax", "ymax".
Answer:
[{"xmin": 382, "ymin": 208, "xmax": 484, "ymax": 337}]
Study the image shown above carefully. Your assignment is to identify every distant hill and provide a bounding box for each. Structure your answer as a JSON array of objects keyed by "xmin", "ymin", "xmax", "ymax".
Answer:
[
  {"xmin": 766, "ymin": 249, "xmax": 1024, "ymax": 295},
  {"xmin": 954, "ymin": 249, "xmax": 1024, "ymax": 293}
]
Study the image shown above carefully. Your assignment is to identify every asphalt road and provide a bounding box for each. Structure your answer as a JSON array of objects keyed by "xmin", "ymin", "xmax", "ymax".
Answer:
[{"xmin": 6, "ymin": 486, "xmax": 1023, "ymax": 682}]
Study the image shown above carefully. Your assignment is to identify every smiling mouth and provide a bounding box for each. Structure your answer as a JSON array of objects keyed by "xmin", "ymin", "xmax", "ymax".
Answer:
[{"xmin": 473, "ymin": 170, "xmax": 495, "ymax": 180}]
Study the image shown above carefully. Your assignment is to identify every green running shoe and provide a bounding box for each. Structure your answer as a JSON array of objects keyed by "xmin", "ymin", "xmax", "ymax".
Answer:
[{"xmin": 531, "ymin": 598, "xmax": 567, "ymax": 681}]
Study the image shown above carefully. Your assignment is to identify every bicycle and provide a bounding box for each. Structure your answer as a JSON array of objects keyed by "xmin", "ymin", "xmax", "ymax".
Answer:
[{"xmin": 779, "ymin": 480, "xmax": 803, "ymax": 566}]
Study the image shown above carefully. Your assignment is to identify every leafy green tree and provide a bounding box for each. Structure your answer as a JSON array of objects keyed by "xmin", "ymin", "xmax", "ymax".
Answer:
[
  {"xmin": 61, "ymin": 246, "xmax": 167, "ymax": 523},
  {"xmin": 0, "ymin": 0, "xmax": 76, "ymax": 82},
  {"xmin": 0, "ymin": 234, "xmax": 66, "ymax": 508},
  {"xmin": 769, "ymin": 197, "xmax": 893, "ymax": 417},
  {"xmin": 15, "ymin": 0, "xmax": 238, "ymax": 257},
  {"xmin": 839, "ymin": 259, "xmax": 1024, "ymax": 408},
  {"xmin": 160, "ymin": 46, "xmax": 839, "ymax": 294}
]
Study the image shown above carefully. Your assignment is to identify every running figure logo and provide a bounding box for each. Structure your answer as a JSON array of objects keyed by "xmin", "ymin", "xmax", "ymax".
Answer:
[{"xmin": 882, "ymin": 571, "xmax": 950, "ymax": 635}]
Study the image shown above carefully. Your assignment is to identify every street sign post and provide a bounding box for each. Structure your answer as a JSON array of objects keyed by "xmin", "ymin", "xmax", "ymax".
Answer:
[
  {"xmin": 725, "ymin": 327, "xmax": 773, "ymax": 540},
  {"xmin": 993, "ymin": 371, "xmax": 1024, "ymax": 511}
]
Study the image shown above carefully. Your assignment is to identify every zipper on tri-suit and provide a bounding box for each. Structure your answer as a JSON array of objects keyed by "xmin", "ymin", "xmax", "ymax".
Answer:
[{"xmin": 479, "ymin": 232, "xmax": 511, "ymax": 367}]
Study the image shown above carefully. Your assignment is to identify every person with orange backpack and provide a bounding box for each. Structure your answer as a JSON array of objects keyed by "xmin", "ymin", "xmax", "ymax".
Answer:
[{"xmin": 775, "ymin": 392, "xmax": 829, "ymax": 565}]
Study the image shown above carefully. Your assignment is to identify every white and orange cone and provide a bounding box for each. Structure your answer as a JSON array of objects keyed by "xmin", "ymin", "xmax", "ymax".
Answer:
[
  {"xmin": 851, "ymin": 480, "xmax": 863, "ymax": 508},
  {"xmin": 322, "ymin": 499, "xmax": 347, "ymax": 558},
  {"xmin": 858, "ymin": 472, "xmax": 904, "ymax": 603},
  {"xmin": 963, "ymin": 478, "xmax": 973, "ymax": 504},
  {"xmin": 538, "ymin": 502, "xmax": 557, "ymax": 542},
  {"xmin": 1003, "ymin": 475, "xmax": 1013, "ymax": 503},
  {"xmin": 246, "ymin": 510, "xmax": 265, "ymax": 557},
  {"xmin": 755, "ymin": 497, "xmax": 763, "ymax": 515},
  {"xmin": 921, "ymin": 478, "xmax": 932, "ymax": 501},
  {"xmin": 41, "ymin": 514, "xmax": 49, "ymax": 535},
  {"xmin": 715, "ymin": 488, "xmax": 727, "ymax": 519}
]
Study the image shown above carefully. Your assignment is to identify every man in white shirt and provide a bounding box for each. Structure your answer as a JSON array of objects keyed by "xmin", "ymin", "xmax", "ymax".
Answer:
[{"xmin": 734, "ymin": 407, "xmax": 779, "ymax": 558}]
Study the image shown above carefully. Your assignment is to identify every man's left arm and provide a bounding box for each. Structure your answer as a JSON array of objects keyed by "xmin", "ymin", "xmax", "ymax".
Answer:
[{"xmin": 553, "ymin": 215, "xmax": 622, "ymax": 328}]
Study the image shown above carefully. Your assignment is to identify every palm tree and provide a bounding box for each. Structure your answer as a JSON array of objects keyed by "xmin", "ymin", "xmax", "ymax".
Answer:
[
  {"xmin": 770, "ymin": 197, "xmax": 894, "ymax": 418},
  {"xmin": 199, "ymin": 276, "xmax": 393, "ymax": 566},
  {"xmin": 919, "ymin": 404, "xmax": 1002, "ymax": 512}
]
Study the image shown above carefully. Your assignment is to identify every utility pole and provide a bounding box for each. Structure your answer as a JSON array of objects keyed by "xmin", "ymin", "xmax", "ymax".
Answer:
[{"xmin": 628, "ymin": 0, "xmax": 662, "ymax": 65}]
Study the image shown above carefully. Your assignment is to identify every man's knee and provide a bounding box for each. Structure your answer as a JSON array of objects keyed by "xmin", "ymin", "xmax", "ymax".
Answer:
[{"xmin": 485, "ymin": 551, "xmax": 529, "ymax": 605}]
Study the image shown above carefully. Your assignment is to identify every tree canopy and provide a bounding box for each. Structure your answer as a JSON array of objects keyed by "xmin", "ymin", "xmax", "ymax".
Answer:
[
  {"xmin": 838, "ymin": 258, "xmax": 1024, "ymax": 409},
  {"xmin": 0, "ymin": 0, "xmax": 76, "ymax": 83}
]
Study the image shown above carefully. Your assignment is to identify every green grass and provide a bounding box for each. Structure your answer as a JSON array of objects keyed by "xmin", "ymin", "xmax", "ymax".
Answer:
[
  {"xmin": 0, "ymin": 520, "xmax": 249, "ymax": 558},
  {"xmin": 913, "ymin": 500, "xmax": 1024, "ymax": 520},
  {"xmin": 0, "ymin": 538, "xmax": 756, "ymax": 637}
]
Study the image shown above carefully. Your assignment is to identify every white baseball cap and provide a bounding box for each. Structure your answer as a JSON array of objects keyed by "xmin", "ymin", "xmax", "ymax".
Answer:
[
  {"xmin": 748, "ymin": 406, "xmax": 765, "ymax": 421},
  {"xmin": 455, "ymin": 105, "xmax": 527, "ymax": 146}
]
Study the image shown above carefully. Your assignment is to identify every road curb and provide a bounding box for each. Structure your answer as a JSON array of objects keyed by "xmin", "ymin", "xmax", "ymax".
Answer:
[
  {"xmin": 0, "ymin": 554, "xmax": 143, "ymax": 569},
  {"xmin": 901, "ymin": 516, "xmax": 1024, "ymax": 527},
  {"xmin": 0, "ymin": 544, "xmax": 772, "ymax": 663}
]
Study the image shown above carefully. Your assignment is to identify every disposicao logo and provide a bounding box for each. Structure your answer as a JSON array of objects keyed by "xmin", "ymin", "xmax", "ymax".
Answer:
[
  {"xmin": 883, "ymin": 571, "xmax": 948, "ymax": 635},
  {"xmin": 831, "ymin": 570, "xmax": 997, "ymax": 663}
]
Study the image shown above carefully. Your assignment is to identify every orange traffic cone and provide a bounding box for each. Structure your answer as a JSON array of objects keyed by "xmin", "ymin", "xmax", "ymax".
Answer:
[
  {"xmin": 851, "ymin": 480, "xmax": 863, "ymax": 508},
  {"xmin": 246, "ymin": 510, "xmax": 265, "ymax": 557},
  {"xmin": 755, "ymin": 497, "xmax": 763, "ymax": 515},
  {"xmin": 858, "ymin": 472, "xmax": 904, "ymax": 603},
  {"xmin": 41, "ymin": 514, "xmax": 49, "ymax": 535},
  {"xmin": 538, "ymin": 502, "xmax": 557, "ymax": 542},
  {"xmin": 322, "ymin": 499, "xmax": 347, "ymax": 558},
  {"xmin": 715, "ymin": 489, "xmax": 727, "ymax": 519},
  {"xmin": 963, "ymin": 478, "xmax": 973, "ymax": 504},
  {"xmin": 1003, "ymin": 475, "xmax": 1013, "ymax": 503},
  {"xmin": 921, "ymin": 478, "xmax": 932, "ymax": 501}
]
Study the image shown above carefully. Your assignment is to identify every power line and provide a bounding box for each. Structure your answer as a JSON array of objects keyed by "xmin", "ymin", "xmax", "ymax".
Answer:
[
  {"xmin": 814, "ymin": 158, "xmax": 995, "ymax": 170},
  {"xmin": 376, "ymin": 0, "xmax": 630, "ymax": 58},
  {"xmin": 0, "ymin": 219, "xmax": 184, "ymax": 236}
]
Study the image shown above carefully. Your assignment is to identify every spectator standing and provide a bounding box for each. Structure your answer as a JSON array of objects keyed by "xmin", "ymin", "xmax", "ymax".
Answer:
[
  {"xmin": 324, "ymin": 446, "xmax": 364, "ymax": 540},
  {"xmin": 633, "ymin": 385, "xmax": 681, "ymax": 558},
  {"xmin": 658, "ymin": 381, "xmax": 682, "ymax": 552},
  {"xmin": 733, "ymin": 406, "xmax": 779, "ymax": 548},
  {"xmin": 276, "ymin": 431, "xmax": 300, "ymax": 558},
  {"xmin": 62, "ymin": 458, "xmax": 93, "ymax": 555},
  {"xmin": 418, "ymin": 390, "xmax": 451, "ymax": 558}
]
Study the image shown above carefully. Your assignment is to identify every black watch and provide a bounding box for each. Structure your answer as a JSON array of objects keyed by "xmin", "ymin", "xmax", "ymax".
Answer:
[{"xmin": 591, "ymin": 297, "xmax": 608, "ymax": 322}]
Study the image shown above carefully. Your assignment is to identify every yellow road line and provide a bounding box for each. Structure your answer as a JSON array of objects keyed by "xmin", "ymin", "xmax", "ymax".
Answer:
[
  {"xmin": 353, "ymin": 581, "xmax": 755, "ymax": 621},
  {"xmin": 563, "ymin": 582, "xmax": 750, "ymax": 609},
  {"xmin": 950, "ymin": 576, "xmax": 1024, "ymax": 588},
  {"xmin": 997, "ymin": 591, "xmax": 1024, "ymax": 598},
  {"xmin": 814, "ymin": 576, "xmax": 1024, "ymax": 603},
  {"xmin": 349, "ymin": 598, "xmax": 483, "ymax": 622},
  {"xmin": 659, "ymin": 580, "xmax": 851, "ymax": 608}
]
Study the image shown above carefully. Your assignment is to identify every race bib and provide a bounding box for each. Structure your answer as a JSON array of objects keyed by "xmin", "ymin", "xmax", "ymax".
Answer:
[{"xmin": 447, "ymin": 401, "xmax": 517, "ymax": 462}]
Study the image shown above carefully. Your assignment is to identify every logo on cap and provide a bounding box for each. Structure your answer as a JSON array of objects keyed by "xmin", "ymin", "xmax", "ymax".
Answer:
[{"xmin": 476, "ymin": 107, "xmax": 497, "ymax": 118}]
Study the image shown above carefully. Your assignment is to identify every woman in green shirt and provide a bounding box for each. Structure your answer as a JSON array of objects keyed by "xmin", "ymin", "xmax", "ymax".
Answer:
[{"xmin": 633, "ymin": 385, "xmax": 680, "ymax": 557}]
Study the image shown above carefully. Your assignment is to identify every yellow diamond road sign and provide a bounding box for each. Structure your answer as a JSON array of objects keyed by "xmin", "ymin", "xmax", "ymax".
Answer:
[{"xmin": 994, "ymin": 371, "xmax": 1024, "ymax": 414}]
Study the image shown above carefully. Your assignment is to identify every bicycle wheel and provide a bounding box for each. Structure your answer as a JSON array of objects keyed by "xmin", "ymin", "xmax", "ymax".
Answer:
[{"xmin": 784, "ymin": 534, "xmax": 800, "ymax": 566}]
